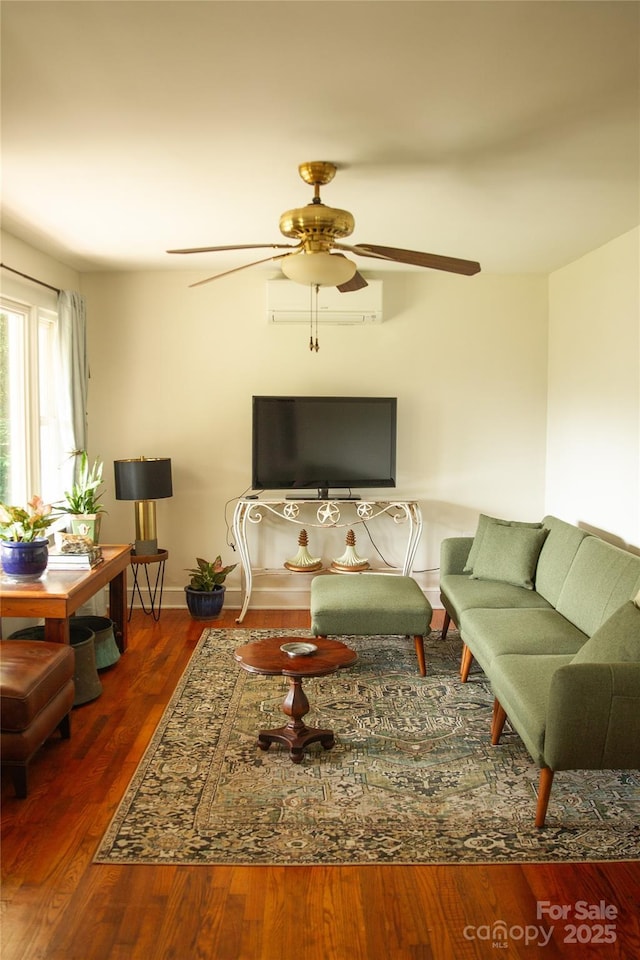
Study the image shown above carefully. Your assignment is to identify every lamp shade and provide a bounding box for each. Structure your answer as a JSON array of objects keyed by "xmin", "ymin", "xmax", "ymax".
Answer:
[
  {"xmin": 114, "ymin": 458, "xmax": 173, "ymax": 501},
  {"xmin": 281, "ymin": 251, "xmax": 357, "ymax": 287}
]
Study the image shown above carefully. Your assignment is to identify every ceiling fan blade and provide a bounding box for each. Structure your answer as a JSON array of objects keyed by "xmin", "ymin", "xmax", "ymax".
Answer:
[
  {"xmin": 189, "ymin": 253, "xmax": 291, "ymax": 288},
  {"xmin": 168, "ymin": 243, "xmax": 298, "ymax": 255},
  {"xmin": 337, "ymin": 271, "xmax": 368, "ymax": 293},
  {"xmin": 336, "ymin": 242, "xmax": 481, "ymax": 276}
]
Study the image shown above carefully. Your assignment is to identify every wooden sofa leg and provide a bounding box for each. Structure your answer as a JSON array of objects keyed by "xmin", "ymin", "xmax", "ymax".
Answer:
[
  {"xmin": 441, "ymin": 611, "xmax": 451, "ymax": 640},
  {"xmin": 536, "ymin": 767, "xmax": 554, "ymax": 828},
  {"xmin": 491, "ymin": 698, "xmax": 507, "ymax": 745},
  {"xmin": 413, "ymin": 636, "xmax": 426, "ymax": 677},
  {"xmin": 460, "ymin": 644, "xmax": 474, "ymax": 682}
]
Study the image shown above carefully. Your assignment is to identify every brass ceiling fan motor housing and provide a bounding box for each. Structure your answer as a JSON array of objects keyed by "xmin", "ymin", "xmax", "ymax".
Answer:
[
  {"xmin": 279, "ymin": 161, "xmax": 355, "ymax": 251},
  {"xmin": 278, "ymin": 206, "xmax": 355, "ymax": 249}
]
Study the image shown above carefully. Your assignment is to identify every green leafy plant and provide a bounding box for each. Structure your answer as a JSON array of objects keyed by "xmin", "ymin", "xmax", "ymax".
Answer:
[
  {"xmin": 186, "ymin": 555, "xmax": 237, "ymax": 591},
  {"xmin": 0, "ymin": 495, "xmax": 57, "ymax": 542},
  {"xmin": 63, "ymin": 450, "xmax": 106, "ymax": 515}
]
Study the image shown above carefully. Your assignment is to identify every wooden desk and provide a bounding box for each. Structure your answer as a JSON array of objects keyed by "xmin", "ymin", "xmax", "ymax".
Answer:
[{"xmin": 0, "ymin": 544, "xmax": 131, "ymax": 650}]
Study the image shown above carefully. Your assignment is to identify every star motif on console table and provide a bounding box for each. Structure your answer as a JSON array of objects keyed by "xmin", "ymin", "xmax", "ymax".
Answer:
[
  {"xmin": 283, "ymin": 503, "xmax": 300, "ymax": 520},
  {"xmin": 317, "ymin": 502, "xmax": 341, "ymax": 525}
]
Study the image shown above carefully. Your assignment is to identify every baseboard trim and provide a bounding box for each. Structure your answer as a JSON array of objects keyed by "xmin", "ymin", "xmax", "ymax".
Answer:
[{"xmin": 156, "ymin": 584, "xmax": 443, "ymax": 612}]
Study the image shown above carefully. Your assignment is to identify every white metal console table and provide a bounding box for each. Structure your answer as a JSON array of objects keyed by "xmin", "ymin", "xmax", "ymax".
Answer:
[{"xmin": 232, "ymin": 498, "xmax": 423, "ymax": 623}]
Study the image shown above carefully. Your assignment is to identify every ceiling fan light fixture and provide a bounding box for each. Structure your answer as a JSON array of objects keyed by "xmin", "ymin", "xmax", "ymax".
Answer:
[{"xmin": 281, "ymin": 251, "xmax": 357, "ymax": 287}]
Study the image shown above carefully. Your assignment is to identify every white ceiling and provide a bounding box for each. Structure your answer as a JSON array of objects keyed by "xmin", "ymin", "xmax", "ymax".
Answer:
[{"xmin": 2, "ymin": 1, "xmax": 639, "ymax": 280}]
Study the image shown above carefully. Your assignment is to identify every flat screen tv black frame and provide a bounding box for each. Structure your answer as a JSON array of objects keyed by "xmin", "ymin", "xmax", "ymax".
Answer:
[{"xmin": 251, "ymin": 395, "xmax": 398, "ymax": 500}]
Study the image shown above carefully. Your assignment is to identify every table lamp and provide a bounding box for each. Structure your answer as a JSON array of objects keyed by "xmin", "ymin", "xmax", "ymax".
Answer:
[{"xmin": 114, "ymin": 457, "xmax": 173, "ymax": 555}]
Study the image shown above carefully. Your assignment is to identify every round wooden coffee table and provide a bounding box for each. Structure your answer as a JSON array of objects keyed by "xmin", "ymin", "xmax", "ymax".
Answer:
[{"xmin": 234, "ymin": 636, "xmax": 358, "ymax": 763}]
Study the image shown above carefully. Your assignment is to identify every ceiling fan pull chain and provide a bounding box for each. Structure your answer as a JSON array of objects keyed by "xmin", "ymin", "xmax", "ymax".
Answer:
[
  {"xmin": 309, "ymin": 283, "xmax": 314, "ymax": 350},
  {"xmin": 308, "ymin": 283, "xmax": 320, "ymax": 352}
]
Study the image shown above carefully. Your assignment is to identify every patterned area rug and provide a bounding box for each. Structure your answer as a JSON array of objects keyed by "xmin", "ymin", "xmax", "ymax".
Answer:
[{"xmin": 94, "ymin": 628, "xmax": 640, "ymax": 865}]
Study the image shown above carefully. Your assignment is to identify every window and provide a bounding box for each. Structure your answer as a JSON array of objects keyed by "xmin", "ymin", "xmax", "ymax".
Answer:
[{"xmin": 0, "ymin": 294, "xmax": 66, "ymax": 506}]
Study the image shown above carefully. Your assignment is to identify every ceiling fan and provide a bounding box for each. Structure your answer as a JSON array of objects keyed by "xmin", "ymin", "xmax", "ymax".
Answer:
[{"xmin": 167, "ymin": 161, "xmax": 481, "ymax": 291}]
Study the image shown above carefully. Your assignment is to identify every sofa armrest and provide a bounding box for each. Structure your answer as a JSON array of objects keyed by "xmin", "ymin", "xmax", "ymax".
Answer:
[
  {"xmin": 440, "ymin": 537, "xmax": 473, "ymax": 576},
  {"xmin": 544, "ymin": 662, "xmax": 640, "ymax": 771}
]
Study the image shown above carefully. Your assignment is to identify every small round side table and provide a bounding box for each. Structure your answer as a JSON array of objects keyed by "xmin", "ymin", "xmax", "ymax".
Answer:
[
  {"xmin": 128, "ymin": 549, "xmax": 168, "ymax": 621},
  {"xmin": 234, "ymin": 636, "xmax": 358, "ymax": 762}
]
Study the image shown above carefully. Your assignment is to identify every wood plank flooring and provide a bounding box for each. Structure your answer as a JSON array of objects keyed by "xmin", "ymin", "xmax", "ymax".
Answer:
[{"xmin": 2, "ymin": 608, "xmax": 639, "ymax": 960}]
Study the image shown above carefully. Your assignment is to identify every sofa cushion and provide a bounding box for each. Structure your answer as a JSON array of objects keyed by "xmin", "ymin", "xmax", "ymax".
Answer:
[
  {"xmin": 440, "ymin": 574, "xmax": 552, "ymax": 621},
  {"xmin": 556, "ymin": 537, "xmax": 640, "ymax": 636},
  {"xmin": 534, "ymin": 516, "xmax": 592, "ymax": 607},
  {"xmin": 489, "ymin": 653, "xmax": 575, "ymax": 765},
  {"xmin": 461, "ymin": 607, "xmax": 587, "ymax": 675},
  {"xmin": 463, "ymin": 514, "xmax": 543, "ymax": 573},
  {"xmin": 571, "ymin": 601, "xmax": 640, "ymax": 664},
  {"xmin": 470, "ymin": 523, "xmax": 548, "ymax": 590}
]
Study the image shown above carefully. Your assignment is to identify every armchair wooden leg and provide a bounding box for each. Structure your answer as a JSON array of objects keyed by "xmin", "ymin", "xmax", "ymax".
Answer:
[
  {"xmin": 58, "ymin": 712, "xmax": 71, "ymax": 740},
  {"xmin": 460, "ymin": 644, "xmax": 474, "ymax": 682},
  {"xmin": 441, "ymin": 611, "xmax": 451, "ymax": 640},
  {"xmin": 5, "ymin": 762, "xmax": 29, "ymax": 799},
  {"xmin": 536, "ymin": 767, "xmax": 554, "ymax": 828},
  {"xmin": 413, "ymin": 635, "xmax": 426, "ymax": 677},
  {"xmin": 491, "ymin": 698, "xmax": 507, "ymax": 745}
]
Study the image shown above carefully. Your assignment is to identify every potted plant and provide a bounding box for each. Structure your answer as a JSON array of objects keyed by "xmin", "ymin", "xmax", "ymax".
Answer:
[
  {"xmin": 185, "ymin": 555, "xmax": 237, "ymax": 620},
  {"xmin": 62, "ymin": 450, "xmax": 106, "ymax": 542},
  {"xmin": 0, "ymin": 495, "xmax": 57, "ymax": 580}
]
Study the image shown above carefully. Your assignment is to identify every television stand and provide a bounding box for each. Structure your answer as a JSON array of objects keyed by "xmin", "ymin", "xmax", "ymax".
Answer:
[
  {"xmin": 232, "ymin": 497, "xmax": 422, "ymax": 623},
  {"xmin": 285, "ymin": 491, "xmax": 361, "ymax": 501}
]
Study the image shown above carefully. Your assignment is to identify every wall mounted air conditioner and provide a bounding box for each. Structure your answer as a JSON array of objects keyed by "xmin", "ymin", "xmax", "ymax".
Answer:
[{"xmin": 266, "ymin": 278, "xmax": 383, "ymax": 324}]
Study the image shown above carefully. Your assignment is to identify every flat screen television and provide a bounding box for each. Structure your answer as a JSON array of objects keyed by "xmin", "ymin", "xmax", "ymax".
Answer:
[{"xmin": 252, "ymin": 396, "xmax": 397, "ymax": 499}]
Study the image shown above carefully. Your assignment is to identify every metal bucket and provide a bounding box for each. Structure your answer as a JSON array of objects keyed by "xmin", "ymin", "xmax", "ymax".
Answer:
[
  {"xmin": 69, "ymin": 625, "xmax": 102, "ymax": 705},
  {"xmin": 71, "ymin": 616, "xmax": 120, "ymax": 670},
  {"xmin": 9, "ymin": 623, "xmax": 102, "ymax": 705}
]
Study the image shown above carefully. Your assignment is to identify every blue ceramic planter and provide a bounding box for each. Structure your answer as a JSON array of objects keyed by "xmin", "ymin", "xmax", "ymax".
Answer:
[
  {"xmin": 185, "ymin": 585, "xmax": 226, "ymax": 620},
  {"xmin": 1, "ymin": 539, "xmax": 49, "ymax": 581}
]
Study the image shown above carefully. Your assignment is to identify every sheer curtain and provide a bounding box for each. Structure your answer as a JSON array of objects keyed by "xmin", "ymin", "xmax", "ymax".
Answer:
[
  {"xmin": 56, "ymin": 290, "xmax": 88, "ymax": 493},
  {"xmin": 56, "ymin": 289, "xmax": 106, "ymax": 614}
]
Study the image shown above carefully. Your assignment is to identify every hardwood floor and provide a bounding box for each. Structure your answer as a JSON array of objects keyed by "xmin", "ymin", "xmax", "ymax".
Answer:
[{"xmin": 2, "ymin": 608, "xmax": 639, "ymax": 960}]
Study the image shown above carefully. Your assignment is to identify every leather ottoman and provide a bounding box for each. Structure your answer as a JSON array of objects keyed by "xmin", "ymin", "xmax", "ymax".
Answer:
[{"xmin": 1, "ymin": 640, "xmax": 75, "ymax": 798}]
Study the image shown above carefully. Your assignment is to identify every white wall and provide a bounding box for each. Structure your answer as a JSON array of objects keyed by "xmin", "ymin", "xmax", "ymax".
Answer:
[
  {"xmin": 80, "ymin": 266, "xmax": 549, "ymax": 607},
  {"xmin": 546, "ymin": 227, "xmax": 640, "ymax": 549},
  {"xmin": 6, "ymin": 226, "xmax": 639, "ymax": 610}
]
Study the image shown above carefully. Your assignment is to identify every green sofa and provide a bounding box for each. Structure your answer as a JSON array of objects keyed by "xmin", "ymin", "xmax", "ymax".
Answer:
[{"xmin": 439, "ymin": 514, "xmax": 640, "ymax": 827}]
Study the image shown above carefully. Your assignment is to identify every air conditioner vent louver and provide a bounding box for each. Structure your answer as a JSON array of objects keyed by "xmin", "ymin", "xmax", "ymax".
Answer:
[{"xmin": 267, "ymin": 279, "xmax": 383, "ymax": 324}]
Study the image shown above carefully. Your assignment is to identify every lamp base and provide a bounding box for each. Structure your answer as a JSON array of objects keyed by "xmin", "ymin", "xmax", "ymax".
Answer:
[{"xmin": 133, "ymin": 538, "xmax": 158, "ymax": 557}]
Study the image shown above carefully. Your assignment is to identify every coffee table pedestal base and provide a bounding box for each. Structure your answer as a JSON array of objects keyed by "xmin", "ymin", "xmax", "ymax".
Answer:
[
  {"xmin": 257, "ymin": 726, "xmax": 335, "ymax": 763},
  {"xmin": 257, "ymin": 675, "xmax": 335, "ymax": 763}
]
